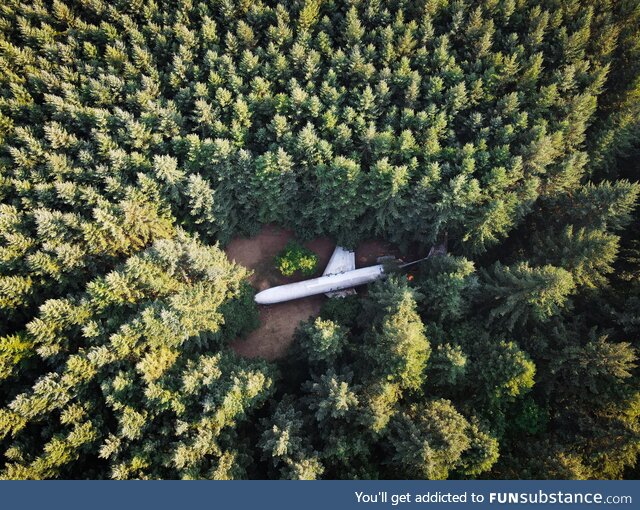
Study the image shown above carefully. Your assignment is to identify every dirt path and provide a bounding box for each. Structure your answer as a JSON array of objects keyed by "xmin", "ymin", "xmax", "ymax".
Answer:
[{"xmin": 224, "ymin": 226, "xmax": 403, "ymax": 360}]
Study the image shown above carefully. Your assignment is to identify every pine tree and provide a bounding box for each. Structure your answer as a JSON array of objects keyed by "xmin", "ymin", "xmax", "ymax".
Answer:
[
  {"xmin": 303, "ymin": 369, "xmax": 359, "ymax": 422},
  {"xmin": 532, "ymin": 226, "xmax": 619, "ymax": 288},
  {"xmin": 480, "ymin": 262, "xmax": 576, "ymax": 330},
  {"xmin": 361, "ymin": 277, "xmax": 430, "ymax": 391},
  {"xmin": 0, "ymin": 0, "xmax": 639, "ymax": 481},
  {"xmin": 389, "ymin": 399, "xmax": 472, "ymax": 480},
  {"xmin": 416, "ymin": 255, "xmax": 478, "ymax": 322},
  {"xmin": 295, "ymin": 317, "xmax": 347, "ymax": 365}
]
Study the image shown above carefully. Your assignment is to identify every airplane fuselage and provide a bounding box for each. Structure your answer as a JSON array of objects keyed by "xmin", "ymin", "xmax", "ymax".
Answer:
[{"xmin": 254, "ymin": 264, "xmax": 385, "ymax": 305}]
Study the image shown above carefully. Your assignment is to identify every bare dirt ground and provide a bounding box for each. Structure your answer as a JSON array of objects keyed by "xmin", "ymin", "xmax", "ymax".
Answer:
[
  {"xmin": 225, "ymin": 226, "xmax": 403, "ymax": 360},
  {"xmin": 355, "ymin": 239, "xmax": 403, "ymax": 268},
  {"xmin": 225, "ymin": 226, "xmax": 333, "ymax": 360}
]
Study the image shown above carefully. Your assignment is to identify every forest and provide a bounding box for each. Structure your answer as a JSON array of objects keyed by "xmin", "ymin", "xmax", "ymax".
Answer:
[{"xmin": 0, "ymin": 0, "xmax": 639, "ymax": 479}]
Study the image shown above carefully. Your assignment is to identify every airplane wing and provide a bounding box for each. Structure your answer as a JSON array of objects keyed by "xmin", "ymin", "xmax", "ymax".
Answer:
[
  {"xmin": 323, "ymin": 246, "xmax": 355, "ymax": 275},
  {"xmin": 323, "ymin": 246, "xmax": 357, "ymax": 298}
]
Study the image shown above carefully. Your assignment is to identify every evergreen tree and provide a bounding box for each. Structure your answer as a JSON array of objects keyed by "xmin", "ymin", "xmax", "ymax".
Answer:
[
  {"xmin": 0, "ymin": 0, "xmax": 638, "ymax": 481},
  {"xmin": 388, "ymin": 399, "xmax": 473, "ymax": 480},
  {"xmin": 360, "ymin": 277, "xmax": 430, "ymax": 392},
  {"xmin": 480, "ymin": 262, "xmax": 576, "ymax": 330}
]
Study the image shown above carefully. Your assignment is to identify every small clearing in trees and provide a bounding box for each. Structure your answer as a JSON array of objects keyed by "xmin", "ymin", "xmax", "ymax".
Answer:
[{"xmin": 224, "ymin": 225, "xmax": 400, "ymax": 360}]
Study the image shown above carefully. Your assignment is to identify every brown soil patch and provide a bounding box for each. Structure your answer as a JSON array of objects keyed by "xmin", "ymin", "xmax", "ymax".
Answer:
[
  {"xmin": 225, "ymin": 225, "xmax": 334, "ymax": 360},
  {"xmin": 355, "ymin": 239, "xmax": 404, "ymax": 267},
  {"xmin": 231, "ymin": 295, "xmax": 326, "ymax": 360},
  {"xmin": 225, "ymin": 226, "xmax": 403, "ymax": 360}
]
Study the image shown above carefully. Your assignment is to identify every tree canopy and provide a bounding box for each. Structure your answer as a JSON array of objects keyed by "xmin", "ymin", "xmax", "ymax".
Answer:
[{"xmin": 0, "ymin": 0, "xmax": 639, "ymax": 480}]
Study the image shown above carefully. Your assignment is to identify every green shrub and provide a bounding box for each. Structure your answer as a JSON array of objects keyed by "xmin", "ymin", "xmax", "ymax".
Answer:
[
  {"xmin": 320, "ymin": 294, "xmax": 362, "ymax": 329},
  {"xmin": 217, "ymin": 282, "xmax": 260, "ymax": 343},
  {"xmin": 275, "ymin": 242, "xmax": 318, "ymax": 277}
]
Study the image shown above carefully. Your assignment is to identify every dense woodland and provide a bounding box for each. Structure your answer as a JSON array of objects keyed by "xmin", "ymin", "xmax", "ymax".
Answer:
[{"xmin": 0, "ymin": 0, "xmax": 639, "ymax": 479}]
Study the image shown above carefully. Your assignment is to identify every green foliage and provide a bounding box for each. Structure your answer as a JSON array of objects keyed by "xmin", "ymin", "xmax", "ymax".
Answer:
[
  {"xmin": 459, "ymin": 422, "xmax": 501, "ymax": 478},
  {"xmin": 417, "ymin": 255, "xmax": 478, "ymax": 321},
  {"xmin": 0, "ymin": 236, "xmax": 274, "ymax": 479},
  {"xmin": 319, "ymin": 294, "xmax": 361, "ymax": 329},
  {"xmin": 296, "ymin": 317, "xmax": 347, "ymax": 364},
  {"xmin": 549, "ymin": 335, "xmax": 637, "ymax": 400},
  {"xmin": 216, "ymin": 282, "xmax": 261, "ymax": 344},
  {"xmin": 482, "ymin": 341, "xmax": 536, "ymax": 401},
  {"xmin": 259, "ymin": 398, "xmax": 324, "ymax": 479},
  {"xmin": 532, "ymin": 226, "xmax": 619, "ymax": 288},
  {"xmin": 481, "ymin": 262, "xmax": 576, "ymax": 330},
  {"xmin": 275, "ymin": 242, "xmax": 318, "ymax": 277},
  {"xmin": 512, "ymin": 398, "xmax": 549, "ymax": 436},
  {"xmin": 303, "ymin": 370, "xmax": 359, "ymax": 422},
  {"xmin": 0, "ymin": 0, "xmax": 638, "ymax": 481},
  {"xmin": 362, "ymin": 277, "xmax": 430, "ymax": 392},
  {"xmin": 427, "ymin": 343, "xmax": 468, "ymax": 388},
  {"xmin": 389, "ymin": 400, "xmax": 473, "ymax": 480}
]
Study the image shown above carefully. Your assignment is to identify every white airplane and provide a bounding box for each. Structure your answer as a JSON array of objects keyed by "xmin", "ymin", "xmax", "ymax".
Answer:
[
  {"xmin": 254, "ymin": 238, "xmax": 447, "ymax": 305},
  {"xmin": 254, "ymin": 246, "xmax": 393, "ymax": 305}
]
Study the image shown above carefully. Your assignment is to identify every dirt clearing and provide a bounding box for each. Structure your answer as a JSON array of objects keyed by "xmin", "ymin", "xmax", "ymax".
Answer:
[{"xmin": 224, "ymin": 225, "xmax": 402, "ymax": 360}]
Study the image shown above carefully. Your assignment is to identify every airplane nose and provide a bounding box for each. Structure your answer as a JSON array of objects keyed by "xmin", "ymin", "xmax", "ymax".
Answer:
[
  {"xmin": 254, "ymin": 287, "xmax": 279, "ymax": 305},
  {"xmin": 254, "ymin": 289, "xmax": 269, "ymax": 304}
]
